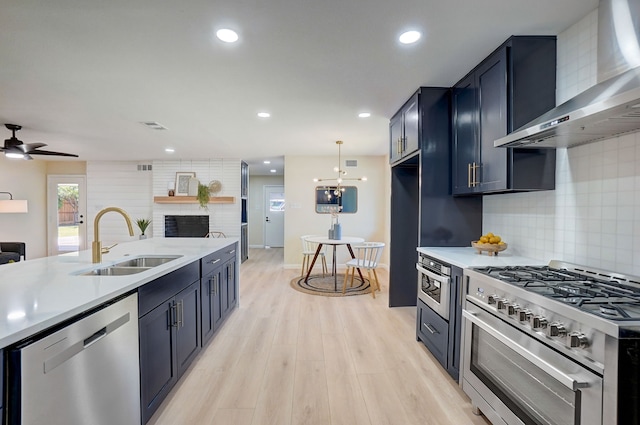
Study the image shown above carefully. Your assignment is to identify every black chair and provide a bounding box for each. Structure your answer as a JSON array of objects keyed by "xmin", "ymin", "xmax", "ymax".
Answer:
[{"xmin": 0, "ymin": 242, "xmax": 26, "ymax": 264}]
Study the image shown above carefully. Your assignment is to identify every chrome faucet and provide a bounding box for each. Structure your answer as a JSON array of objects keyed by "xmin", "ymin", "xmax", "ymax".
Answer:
[{"xmin": 92, "ymin": 207, "xmax": 134, "ymax": 263}]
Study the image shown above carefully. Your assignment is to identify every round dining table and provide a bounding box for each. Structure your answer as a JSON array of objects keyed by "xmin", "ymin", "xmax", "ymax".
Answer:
[{"xmin": 304, "ymin": 236, "xmax": 365, "ymax": 291}]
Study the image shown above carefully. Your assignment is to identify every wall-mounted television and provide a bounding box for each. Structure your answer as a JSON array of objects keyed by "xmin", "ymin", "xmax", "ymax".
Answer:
[{"xmin": 164, "ymin": 215, "xmax": 209, "ymax": 237}]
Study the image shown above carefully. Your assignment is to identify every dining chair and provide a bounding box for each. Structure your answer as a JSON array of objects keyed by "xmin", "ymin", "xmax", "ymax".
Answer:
[
  {"xmin": 342, "ymin": 242, "xmax": 385, "ymax": 298},
  {"xmin": 205, "ymin": 231, "xmax": 226, "ymax": 238},
  {"xmin": 300, "ymin": 235, "xmax": 328, "ymax": 277}
]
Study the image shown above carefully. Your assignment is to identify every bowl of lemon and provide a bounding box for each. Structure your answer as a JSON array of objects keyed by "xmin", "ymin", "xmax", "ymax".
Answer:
[{"xmin": 472, "ymin": 232, "xmax": 507, "ymax": 256}]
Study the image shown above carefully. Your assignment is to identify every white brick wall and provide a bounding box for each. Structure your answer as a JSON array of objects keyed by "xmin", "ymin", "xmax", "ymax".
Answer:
[
  {"xmin": 86, "ymin": 159, "xmax": 241, "ymax": 244},
  {"xmin": 152, "ymin": 159, "xmax": 241, "ymax": 238},
  {"xmin": 484, "ymin": 9, "xmax": 640, "ymax": 275}
]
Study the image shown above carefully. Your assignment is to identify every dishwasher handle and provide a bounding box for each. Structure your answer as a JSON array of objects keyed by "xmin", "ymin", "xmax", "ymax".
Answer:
[
  {"xmin": 44, "ymin": 312, "xmax": 130, "ymax": 374},
  {"xmin": 83, "ymin": 327, "xmax": 107, "ymax": 348}
]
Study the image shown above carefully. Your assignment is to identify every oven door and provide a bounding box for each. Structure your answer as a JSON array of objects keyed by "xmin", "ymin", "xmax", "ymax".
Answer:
[
  {"xmin": 416, "ymin": 263, "xmax": 450, "ymax": 320},
  {"xmin": 461, "ymin": 302, "xmax": 602, "ymax": 425}
]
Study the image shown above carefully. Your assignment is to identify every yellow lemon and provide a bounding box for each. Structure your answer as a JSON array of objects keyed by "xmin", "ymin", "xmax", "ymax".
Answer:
[
  {"xmin": 499, "ymin": 241, "xmax": 506, "ymax": 245},
  {"xmin": 493, "ymin": 235, "xmax": 501, "ymax": 243},
  {"xmin": 479, "ymin": 236, "xmax": 489, "ymax": 244},
  {"xmin": 486, "ymin": 232, "xmax": 494, "ymax": 238},
  {"xmin": 489, "ymin": 236, "xmax": 500, "ymax": 244}
]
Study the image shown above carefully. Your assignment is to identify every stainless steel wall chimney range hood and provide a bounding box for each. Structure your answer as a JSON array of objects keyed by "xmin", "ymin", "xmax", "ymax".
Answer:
[{"xmin": 495, "ymin": 0, "xmax": 640, "ymax": 149}]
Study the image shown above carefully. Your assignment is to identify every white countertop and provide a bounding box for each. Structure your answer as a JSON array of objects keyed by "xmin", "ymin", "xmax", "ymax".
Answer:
[
  {"xmin": 417, "ymin": 247, "xmax": 544, "ymax": 269},
  {"xmin": 0, "ymin": 237, "xmax": 237, "ymax": 349}
]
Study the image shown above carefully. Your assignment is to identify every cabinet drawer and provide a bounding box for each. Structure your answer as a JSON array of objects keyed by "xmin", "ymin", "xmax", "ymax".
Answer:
[
  {"xmin": 138, "ymin": 261, "xmax": 200, "ymax": 317},
  {"xmin": 417, "ymin": 299, "xmax": 449, "ymax": 368},
  {"xmin": 201, "ymin": 244, "xmax": 237, "ymax": 277}
]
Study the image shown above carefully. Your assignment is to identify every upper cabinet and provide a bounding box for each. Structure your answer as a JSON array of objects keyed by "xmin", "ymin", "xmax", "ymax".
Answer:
[
  {"xmin": 452, "ymin": 36, "xmax": 557, "ymax": 195},
  {"xmin": 389, "ymin": 92, "xmax": 419, "ymax": 164}
]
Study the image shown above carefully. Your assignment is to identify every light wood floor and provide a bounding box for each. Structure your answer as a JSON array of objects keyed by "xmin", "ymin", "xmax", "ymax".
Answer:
[{"xmin": 148, "ymin": 248, "xmax": 490, "ymax": 425}]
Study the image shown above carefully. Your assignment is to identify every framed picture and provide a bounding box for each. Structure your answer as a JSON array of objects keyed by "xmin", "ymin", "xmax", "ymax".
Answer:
[{"xmin": 175, "ymin": 172, "xmax": 196, "ymax": 196}]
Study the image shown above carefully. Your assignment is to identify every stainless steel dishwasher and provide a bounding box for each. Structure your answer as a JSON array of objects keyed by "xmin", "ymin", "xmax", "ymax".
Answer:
[{"xmin": 6, "ymin": 293, "xmax": 140, "ymax": 425}]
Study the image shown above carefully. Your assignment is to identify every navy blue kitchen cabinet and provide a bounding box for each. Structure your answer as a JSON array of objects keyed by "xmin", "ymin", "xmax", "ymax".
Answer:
[
  {"xmin": 389, "ymin": 88, "xmax": 482, "ymax": 307},
  {"xmin": 138, "ymin": 261, "xmax": 201, "ymax": 424},
  {"xmin": 453, "ymin": 36, "xmax": 557, "ymax": 195},
  {"xmin": 416, "ymin": 298, "xmax": 449, "ymax": 367},
  {"xmin": 201, "ymin": 262, "xmax": 223, "ymax": 345},
  {"xmin": 389, "ymin": 92, "xmax": 419, "ymax": 164},
  {"xmin": 223, "ymin": 254, "xmax": 237, "ymax": 317},
  {"xmin": 201, "ymin": 246, "xmax": 235, "ymax": 345}
]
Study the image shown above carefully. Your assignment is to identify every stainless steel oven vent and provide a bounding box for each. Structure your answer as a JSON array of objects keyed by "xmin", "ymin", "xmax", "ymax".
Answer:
[{"xmin": 495, "ymin": 0, "xmax": 640, "ymax": 149}]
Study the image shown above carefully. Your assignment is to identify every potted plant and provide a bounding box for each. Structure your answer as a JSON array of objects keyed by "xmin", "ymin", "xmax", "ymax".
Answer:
[
  {"xmin": 136, "ymin": 218, "xmax": 152, "ymax": 239},
  {"xmin": 197, "ymin": 183, "xmax": 210, "ymax": 209}
]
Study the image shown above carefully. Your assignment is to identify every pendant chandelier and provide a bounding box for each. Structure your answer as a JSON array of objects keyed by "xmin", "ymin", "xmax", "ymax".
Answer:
[{"xmin": 313, "ymin": 140, "xmax": 366, "ymax": 200}]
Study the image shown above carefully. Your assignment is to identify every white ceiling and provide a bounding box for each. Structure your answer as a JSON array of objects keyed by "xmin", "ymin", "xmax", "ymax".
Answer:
[{"xmin": 0, "ymin": 0, "xmax": 598, "ymax": 175}]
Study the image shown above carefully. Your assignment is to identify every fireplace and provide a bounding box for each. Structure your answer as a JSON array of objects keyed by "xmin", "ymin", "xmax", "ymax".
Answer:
[{"xmin": 164, "ymin": 215, "xmax": 209, "ymax": 237}]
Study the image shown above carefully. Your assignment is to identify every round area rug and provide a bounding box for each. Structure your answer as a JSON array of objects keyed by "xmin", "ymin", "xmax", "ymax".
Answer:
[{"xmin": 290, "ymin": 273, "xmax": 371, "ymax": 297}]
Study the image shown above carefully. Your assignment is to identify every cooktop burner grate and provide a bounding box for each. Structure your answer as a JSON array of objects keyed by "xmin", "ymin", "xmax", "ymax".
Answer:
[{"xmin": 474, "ymin": 265, "xmax": 640, "ymax": 320}]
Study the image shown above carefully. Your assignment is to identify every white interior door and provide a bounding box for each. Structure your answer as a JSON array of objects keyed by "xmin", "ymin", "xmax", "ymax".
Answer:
[
  {"xmin": 47, "ymin": 175, "xmax": 87, "ymax": 256},
  {"xmin": 264, "ymin": 185, "xmax": 284, "ymax": 248}
]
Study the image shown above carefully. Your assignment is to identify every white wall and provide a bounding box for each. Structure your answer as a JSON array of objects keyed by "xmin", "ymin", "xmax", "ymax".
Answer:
[
  {"xmin": 283, "ymin": 154, "xmax": 389, "ymax": 269},
  {"xmin": 0, "ymin": 156, "xmax": 48, "ymax": 259},
  {"xmin": 484, "ymin": 9, "xmax": 640, "ymax": 275},
  {"xmin": 248, "ymin": 175, "xmax": 284, "ymax": 247}
]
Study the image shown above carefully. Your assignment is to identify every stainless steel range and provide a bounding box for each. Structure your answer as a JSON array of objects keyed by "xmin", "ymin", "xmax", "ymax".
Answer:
[{"xmin": 461, "ymin": 261, "xmax": 640, "ymax": 425}]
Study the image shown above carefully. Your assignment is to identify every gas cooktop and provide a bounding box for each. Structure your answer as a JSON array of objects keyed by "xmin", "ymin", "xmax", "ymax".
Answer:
[{"xmin": 473, "ymin": 263, "xmax": 640, "ymax": 320}]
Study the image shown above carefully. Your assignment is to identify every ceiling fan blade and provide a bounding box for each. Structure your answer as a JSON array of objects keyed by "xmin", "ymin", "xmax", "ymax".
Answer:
[
  {"xmin": 22, "ymin": 142, "xmax": 47, "ymax": 151},
  {"xmin": 26, "ymin": 150, "xmax": 79, "ymax": 158},
  {"xmin": 24, "ymin": 154, "xmax": 34, "ymax": 160}
]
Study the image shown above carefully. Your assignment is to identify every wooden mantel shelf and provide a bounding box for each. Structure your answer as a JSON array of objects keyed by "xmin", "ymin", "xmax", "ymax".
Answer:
[{"xmin": 154, "ymin": 196, "xmax": 235, "ymax": 204}]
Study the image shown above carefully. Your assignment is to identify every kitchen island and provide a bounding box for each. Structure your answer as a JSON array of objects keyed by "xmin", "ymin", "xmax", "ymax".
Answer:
[
  {"xmin": 0, "ymin": 237, "xmax": 239, "ymax": 425},
  {"xmin": 0, "ymin": 237, "xmax": 238, "ymax": 349}
]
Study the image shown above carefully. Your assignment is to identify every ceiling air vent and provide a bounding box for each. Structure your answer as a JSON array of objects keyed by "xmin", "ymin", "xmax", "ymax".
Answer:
[
  {"xmin": 345, "ymin": 159, "xmax": 358, "ymax": 167},
  {"xmin": 137, "ymin": 164, "xmax": 152, "ymax": 171},
  {"xmin": 140, "ymin": 121, "xmax": 167, "ymax": 130}
]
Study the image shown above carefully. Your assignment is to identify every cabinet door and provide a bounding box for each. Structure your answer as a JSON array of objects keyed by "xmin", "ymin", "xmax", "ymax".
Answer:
[
  {"xmin": 139, "ymin": 301, "xmax": 176, "ymax": 424},
  {"xmin": 201, "ymin": 276, "xmax": 214, "ymax": 345},
  {"xmin": 403, "ymin": 96, "xmax": 419, "ymax": 156},
  {"xmin": 452, "ymin": 74, "xmax": 479, "ymax": 195},
  {"xmin": 241, "ymin": 224, "xmax": 248, "ymax": 263},
  {"xmin": 389, "ymin": 111, "xmax": 403, "ymax": 164},
  {"xmin": 224, "ymin": 258, "xmax": 237, "ymax": 316},
  {"xmin": 477, "ymin": 48, "xmax": 508, "ymax": 193},
  {"xmin": 176, "ymin": 281, "xmax": 201, "ymax": 378}
]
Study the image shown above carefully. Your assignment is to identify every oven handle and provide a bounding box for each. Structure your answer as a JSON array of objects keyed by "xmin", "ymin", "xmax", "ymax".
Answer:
[
  {"xmin": 462, "ymin": 310, "xmax": 590, "ymax": 391},
  {"xmin": 416, "ymin": 264, "xmax": 450, "ymax": 285}
]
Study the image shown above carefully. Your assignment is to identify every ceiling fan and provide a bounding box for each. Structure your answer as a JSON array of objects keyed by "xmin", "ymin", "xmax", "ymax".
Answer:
[{"xmin": 2, "ymin": 124, "xmax": 79, "ymax": 160}]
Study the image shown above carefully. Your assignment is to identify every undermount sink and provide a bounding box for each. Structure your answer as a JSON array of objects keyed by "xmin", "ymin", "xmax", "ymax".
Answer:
[
  {"xmin": 79, "ymin": 266, "xmax": 152, "ymax": 276},
  {"xmin": 73, "ymin": 255, "xmax": 183, "ymax": 276},
  {"xmin": 113, "ymin": 256, "xmax": 182, "ymax": 268}
]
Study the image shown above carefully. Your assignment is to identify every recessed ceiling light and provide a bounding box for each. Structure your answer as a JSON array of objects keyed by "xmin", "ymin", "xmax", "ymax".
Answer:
[
  {"xmin": 358, "ymin": 112, "xmax": 371, "ymax": 118},
  {"xmin": 263, "ymin": 160, "xmax": 271, "ymax": 164},
  {"xmin": 257, "ymin": 112, "xmax": 271, "ymax": 118},
  {"xmin": 165, "ymin": 148, "xmax": 175, "ymax": 153},
  {"xmin": 270, "ymin": 169, "xmax": 276, "ymax": 173},
  {"xmin": 399, "ymin": 30, "xmax": 421, "ymax": 44},
  {"xmin": 216, "ymin": 29, "xmax": 239, "ymax": 43}
]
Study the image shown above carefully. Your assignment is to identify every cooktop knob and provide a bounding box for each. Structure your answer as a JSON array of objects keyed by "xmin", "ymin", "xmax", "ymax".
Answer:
[
  {"xmin": 488, "ymin": 295, "xmax": 498, "ymax": 305},
  {"xmin": 548, "ymin": 323, "xmax": 567, "ymax": 338},
  {"xmin": 530, "ymin": 316, "xmax": 548, "ymax": 329},
  {"xmin": 497, "ymin": 299, "xmax": 509, "ymax": 310},
  {"xmin": 517, "ymin": 309, "xmax": 532, "ymax": 322},
  {"xmin": 507, "ymin": 304, "xmax": 520, "ymax": 316},
  {"xmin": 568, "ymin": 332, "xmax": 589, "ymax": 348}
]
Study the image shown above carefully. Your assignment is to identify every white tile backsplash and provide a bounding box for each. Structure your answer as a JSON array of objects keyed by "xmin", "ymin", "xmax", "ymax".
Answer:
[{"xmin": 484, "ymin": 9, "xmax": 640, "ymax": 275}]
